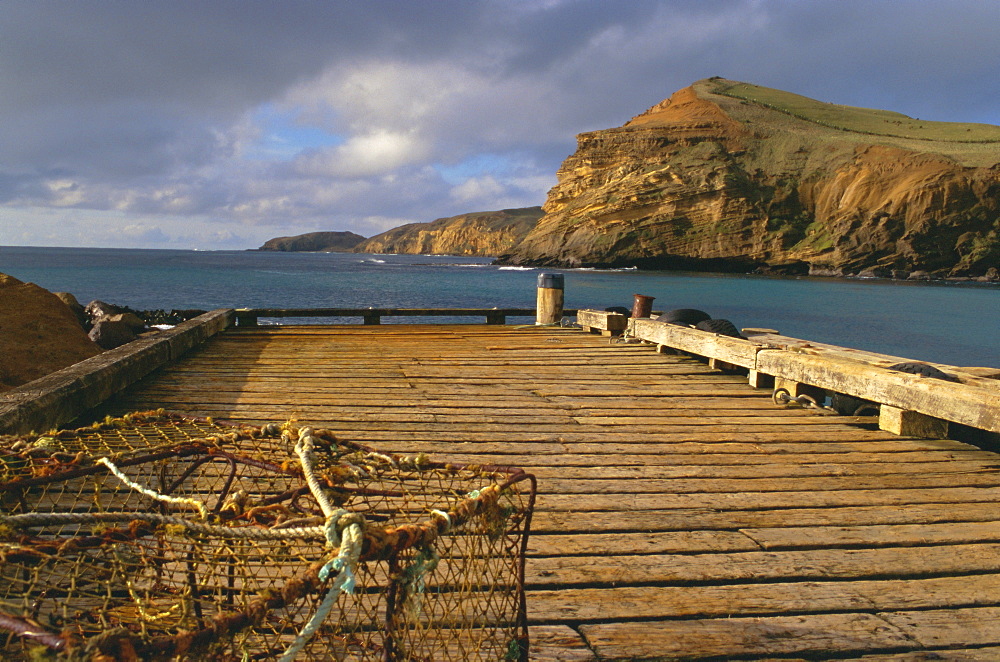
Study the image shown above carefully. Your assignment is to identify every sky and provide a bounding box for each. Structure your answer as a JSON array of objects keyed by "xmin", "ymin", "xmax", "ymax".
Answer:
[{"xmin": 1, "ymin": 0, "xmax": 999, "ymax": 251}]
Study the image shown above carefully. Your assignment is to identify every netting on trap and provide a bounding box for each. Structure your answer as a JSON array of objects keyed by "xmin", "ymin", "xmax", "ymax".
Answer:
[{"xmin": 0, "ymin": 412, "xmax": 535, "ymax": 661}]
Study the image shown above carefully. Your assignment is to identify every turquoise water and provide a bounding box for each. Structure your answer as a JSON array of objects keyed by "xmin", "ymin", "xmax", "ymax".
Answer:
[{"xmin": 2, "ymin": 245, "xmax": 997, "ymax": 368}]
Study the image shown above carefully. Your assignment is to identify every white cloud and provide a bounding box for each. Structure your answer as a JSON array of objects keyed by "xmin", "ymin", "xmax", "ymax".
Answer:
[
  {"xmin": 294, "ymin": 130, "xmax": 428, "ymax": 178},
  {"xmin": 450, "ymin": 176, "xmax": 505, "ymax": 204}
]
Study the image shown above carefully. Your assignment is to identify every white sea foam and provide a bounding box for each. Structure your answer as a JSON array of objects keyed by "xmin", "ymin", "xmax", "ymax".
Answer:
[{"xmin": 497, "ymin": 266, "xmax": 536, "ymax": 271}]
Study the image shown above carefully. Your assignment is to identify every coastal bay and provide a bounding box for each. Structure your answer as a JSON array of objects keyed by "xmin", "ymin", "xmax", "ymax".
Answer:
[{"xmin": 2, "ymin": 245, "xmax": 997, "ymax": 369}]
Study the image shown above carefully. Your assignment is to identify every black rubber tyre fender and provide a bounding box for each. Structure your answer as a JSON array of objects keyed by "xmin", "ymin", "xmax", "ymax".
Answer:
[
  {"xmin": 886, "ymin": 362, "xmax": 959, "ymax": 382},
  {"xmin": 694, "ymin": 318, "xmax": 744, "ymax": 338},
  {"xmin": 655, "ymin": 308, "xmax": 711, "ymax": 326},
  {"xmin": 830, "ymin": 393, "xmax": 880, "ymax": 416}
]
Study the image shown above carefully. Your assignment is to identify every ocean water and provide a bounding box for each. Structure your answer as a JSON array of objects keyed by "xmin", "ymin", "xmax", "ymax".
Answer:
[{"xmin": 2, "ymin": 245, "xmax": 998, "ymax": 368}]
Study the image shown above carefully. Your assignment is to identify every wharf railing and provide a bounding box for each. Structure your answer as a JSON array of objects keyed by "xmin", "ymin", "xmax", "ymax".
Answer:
[
  {"xmin": 233, "ymin": 307, "xmax": 578, "ymax": 326},
  {"xmin": 578, "ymin": 309, "xmax": 1000, "ymax": 441}
]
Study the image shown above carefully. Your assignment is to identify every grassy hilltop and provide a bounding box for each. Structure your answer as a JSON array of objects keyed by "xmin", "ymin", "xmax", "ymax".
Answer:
[{"xmin": 497, "ymin": 78, "xmax": 1000, "ymax": 278}]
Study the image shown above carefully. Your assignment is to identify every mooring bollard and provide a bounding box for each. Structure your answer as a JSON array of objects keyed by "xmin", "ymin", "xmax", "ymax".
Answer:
[
  {"xmin": 536, "ymin": 273, "xmax": 564, "ymax": 325},
  {"xmin": 632, "ymin": 293, "xmax": 655, "ymax": 318}
]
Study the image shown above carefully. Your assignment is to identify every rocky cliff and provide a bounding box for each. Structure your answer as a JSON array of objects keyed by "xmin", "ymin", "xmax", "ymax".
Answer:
[
  {"xmin": 353, "ymin": 207, "xmax": 542, "ymax": 256},
  {"xmin": 258, "ymin": 231, "xmax": 365, "ymax": 252},
  {"xmin": 496, "ymin": 79, "xmax": 1000, "ymax": 278}
]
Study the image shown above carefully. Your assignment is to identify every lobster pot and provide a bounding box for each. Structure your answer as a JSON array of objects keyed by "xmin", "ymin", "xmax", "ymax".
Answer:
[{"xmin": 0, "ymin": 413, "xmax": 535, "ymax": 661}]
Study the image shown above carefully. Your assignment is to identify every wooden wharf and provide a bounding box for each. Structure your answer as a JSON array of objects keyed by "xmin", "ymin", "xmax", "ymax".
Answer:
[{"xmin": 4, "ymin": 305, "xmax": 1000, "ymax": 660}]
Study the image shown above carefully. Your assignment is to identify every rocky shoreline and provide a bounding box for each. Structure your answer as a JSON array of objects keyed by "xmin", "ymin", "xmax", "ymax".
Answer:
[{"xmin": 0, "ymin": 272, "xmax": 207, "ymax": 393}]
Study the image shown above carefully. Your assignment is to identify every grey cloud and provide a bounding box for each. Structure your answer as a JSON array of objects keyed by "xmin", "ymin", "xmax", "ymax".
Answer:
[{"xmin": 2, "ymin": 0, "xmax": 999, "ymax": 248}]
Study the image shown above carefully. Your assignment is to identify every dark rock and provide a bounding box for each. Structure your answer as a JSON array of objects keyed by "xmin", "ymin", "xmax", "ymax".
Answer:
[
  {"xmin": 85, "ymin": 300, "xmax": 123, "ymax": 325},
  {"xmin": 88, "ymin": 319, "xmax": 137, "ymax": 350},
  {"xmin": 106, "ymin": 312, "xmax": 147, "ymax": 332},
  {"xmin": 0, "ymin": 273, "xmax": 102, "ymax": 391},
  {"xmin": 808, "ymin": 266, "xmax": 846, "ymax": 277},
  {"xmin": 54, "ymin": 292, "xmax": 88, "ymax": 329},
  {"xmin": 857, "ymin": 267, "xmax": 892, "ymax": 279},
  {"xmin": 755, "ymin": 260, "xmax": 810, "ymax": 276},
  {"xmin": 907, "ymin": 270, "xmax": 934, "ymax": 281}
]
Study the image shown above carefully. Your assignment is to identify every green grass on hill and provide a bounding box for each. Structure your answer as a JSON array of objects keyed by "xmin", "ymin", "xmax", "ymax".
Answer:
[{"xmin": 713, "ymin": 80, "xmax": 1000, "ymax": 143}]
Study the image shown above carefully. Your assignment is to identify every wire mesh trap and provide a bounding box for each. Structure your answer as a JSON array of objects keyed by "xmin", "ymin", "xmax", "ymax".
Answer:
[{"xmin": 0, "ymin": 412, "xmax": 535, "ymax": 661}]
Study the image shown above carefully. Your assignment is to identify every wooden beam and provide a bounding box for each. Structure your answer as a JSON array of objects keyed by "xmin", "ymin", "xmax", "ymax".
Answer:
[
  {"xmin": 744, "ymin": 330, "xmax": 1000, "ymax": 389},
  {"xmin": 629, "ymin": 318, "xmax": 762, "ymax": 368},
  {"xmin": 231, "ymin": 307, "xmax": 565, "ymax": 323},
  {"xmin": 756, "ymin": 350, "xmax": 1000, "ymax": 434},
  {"xmin": 576, "ymin": 309, "xmax": 627, "ymax": 336},
  {"xmin": 880, "ymin": 405, "xmax": 949, "ymax": 438}
]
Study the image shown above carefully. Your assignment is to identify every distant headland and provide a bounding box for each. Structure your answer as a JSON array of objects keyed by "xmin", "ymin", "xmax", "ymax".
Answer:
[{"xmin": 261, "ymin": 79, "xmax": 1000, "ymax": 281}]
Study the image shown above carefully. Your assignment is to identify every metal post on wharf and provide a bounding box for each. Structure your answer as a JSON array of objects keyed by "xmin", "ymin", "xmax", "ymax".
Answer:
[{"xmin": 536, "ymin": 273, "xmax": 565, "ymax": 325}]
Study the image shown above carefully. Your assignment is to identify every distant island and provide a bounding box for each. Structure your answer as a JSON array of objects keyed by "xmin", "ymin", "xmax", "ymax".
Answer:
[
  {"xmin": 261, "ymin": 79, "xmax": 1000, "ymax": 280},
  {"xmin": 257, "ymin": 207, "xmax": 542, "ymax": 257},
  {"xmin": 257, "ymin": 231, "xmax": 366, "ymax": 252}
]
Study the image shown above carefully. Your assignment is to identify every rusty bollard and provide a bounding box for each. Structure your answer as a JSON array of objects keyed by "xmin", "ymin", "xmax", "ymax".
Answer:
[{"xmin": 631, "ymin": 294, "xmax": 655, "ymax": 318}]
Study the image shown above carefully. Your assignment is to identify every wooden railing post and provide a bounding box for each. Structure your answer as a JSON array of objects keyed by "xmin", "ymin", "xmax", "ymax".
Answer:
[
  {"xmin": 536, "ymin": 274, "xmax": 564, "ymax": 325},
  {"xmin": 233, "ymin": 310, "xmax": 258, "ymax": 327}
]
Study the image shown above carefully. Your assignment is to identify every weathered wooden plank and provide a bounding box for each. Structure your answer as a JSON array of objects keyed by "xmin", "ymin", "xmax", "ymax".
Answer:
[
  {"xmin": 127, "ymin": 413, "xmax": 889, "ymax": 434},
  {"xmin": 579, "ymin": 613, "xmax": 917, "ymax": 659},
  {"xmin": 527, "ymin": 625, "xmax": 596, "ymax": 662},
  {"xmin": 504, "ymin": 460, "xmax": 1000, "ymax": 481},
  {"xmin": 526, "ymin": 543, "xmax": 1000, "ymax": 586},
  {"xmin": 528, "ymin": 573, "xmax": 1000, "ymax": 622},
  {"xmin": 525, "ymin": 530, "xmax": 761, "ymax": 556},
  {"xmin": 361, "ymin": 450, "xmax": 999, "ymax": 468},
  {"xmin": 742, "ymin": 520, "xmax": 1000, "ymax": 549},
  {"xmin": 535, "ymin": 486, "xmax": 1000, "ymax": 511},
  {"xmin": 530, "ymin": 502, "xmax": 1000, "ymax": 532},
  {"xmin": 881, "ymin": 606, "xmax": 1000, "ymax": 649},
  {"xmin": 121, "ymin": 392, "xmax": 788, "ymax": 411},
  {"xmin": 534, "ymin": 471, "xmax": 1000, "ymax": 495},
  {"xmin": 853, "ymin": 647, "xmax": 1000, "ymax": 661}
]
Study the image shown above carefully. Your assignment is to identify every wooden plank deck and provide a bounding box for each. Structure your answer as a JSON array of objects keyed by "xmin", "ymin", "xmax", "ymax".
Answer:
[{"xmin": 94, "ymin": 324, "xmax": 1000, "ymax": 660}]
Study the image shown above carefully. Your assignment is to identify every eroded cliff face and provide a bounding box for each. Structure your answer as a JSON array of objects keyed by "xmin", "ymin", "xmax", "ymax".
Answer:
[
  {"xmin": 354, "ymin": 207, "xmax": 542, "ymax": 256},
  {"xmin": 497, "ymin": 79, "xmax": 1000, "ymax": 278}
]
